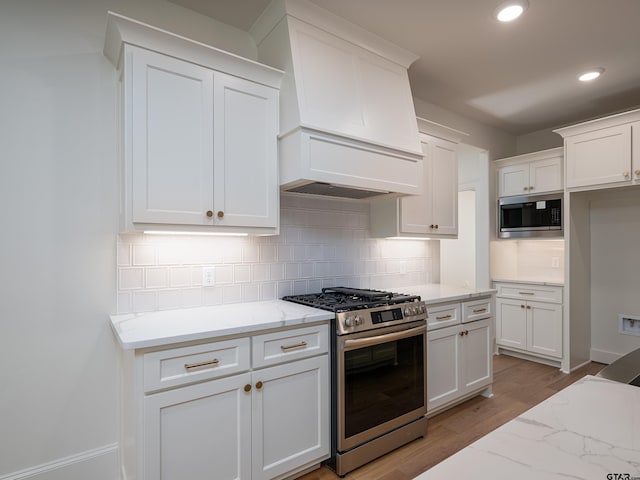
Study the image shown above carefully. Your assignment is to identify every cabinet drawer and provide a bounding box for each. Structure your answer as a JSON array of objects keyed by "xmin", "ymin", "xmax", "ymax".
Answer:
[
  {"xmin": 143, "ymin": 338, "xmax": 251, "ymax": 393},
  {"xmin": 495, "ymin": 283, "xmax": 563, "ymax": 304},
  {"xmin": 462, "ymin": 297, "xmax": 493, "ymax": 323},
  {"xmin": 427, "ymin": 303, "xmax": 461, "ymax": 331},
  {"xmin": 252, "ymin": 324, "xmax": 329, "ymax": 369}
]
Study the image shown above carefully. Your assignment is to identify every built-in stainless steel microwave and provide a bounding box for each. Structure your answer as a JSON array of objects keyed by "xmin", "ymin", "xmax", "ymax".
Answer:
[{"xmin": 498, "ymin": 193, "xmax": 563, "ymax": 239}]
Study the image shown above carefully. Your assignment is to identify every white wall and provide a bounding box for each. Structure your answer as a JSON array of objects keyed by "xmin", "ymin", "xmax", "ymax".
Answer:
[
  {"xmin": 590, "ymin": 188, "xmax": 640, "ymax": 361},
  {"xmin": 0, "ymin": 1, "xmax": 255, "ymax": 478},
  {"xmin": 515, "ymin": 127, "xmax": 563, "ymax": 155},
  {"xmin": 413, "ymin": 96, "xmax": 516, "ymax": 160}
]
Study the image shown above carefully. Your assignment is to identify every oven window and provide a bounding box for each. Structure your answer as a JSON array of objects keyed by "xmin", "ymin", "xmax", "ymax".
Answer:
[{"xmin": 343, "ymin": 334, "xmax": 424, "ymax": 439}]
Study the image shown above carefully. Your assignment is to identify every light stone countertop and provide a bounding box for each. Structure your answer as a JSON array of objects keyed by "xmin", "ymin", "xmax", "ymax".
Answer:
[
  {"xmin": 414, "ymin": 375, "xmax": 640, "ymax": 480},
  {"xmin": 109, "ymin": 284, "xmax": 496, "ymax": 350},
  {"xmin": 110, "ymin": 300, "xmax": 334, "ymax": 349},
  {"xmin": 404, "ymin": 284, "xmax": 496, "ymax": 304},
  {"xmin": 492, "ymin": 278, "xmax": 564, "ymax": 287}
]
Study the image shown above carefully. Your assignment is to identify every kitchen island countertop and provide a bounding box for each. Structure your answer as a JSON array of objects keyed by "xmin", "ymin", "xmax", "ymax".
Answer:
[{"xmin": 414, "ymin": 375, "xmax": 640, "ymax": 480}]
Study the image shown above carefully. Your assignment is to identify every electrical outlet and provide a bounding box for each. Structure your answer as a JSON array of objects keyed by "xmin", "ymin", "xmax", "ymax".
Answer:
[
  {"xmin": 551, "ymin": 257, "xmax": 560, "ymax": 268},
  {"xmin": 202, "ymin": 267, "xmax": 215, "ymax": 287}
]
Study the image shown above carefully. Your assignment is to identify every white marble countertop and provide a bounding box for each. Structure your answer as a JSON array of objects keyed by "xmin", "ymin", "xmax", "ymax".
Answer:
[
  {"xmin": 404, "ymin": 284, "xmax": 496, "ymax": 304},
  {"xmin": 110, "ymin": 300, "xmax": 334, "ymax": 350},
  {"xmin": 492, "ymin": 278, "xmax": 564, "ymax": 287},
  {"xmin": 414, "ymin": 375, "xmax": 640, "ymax": 480}
]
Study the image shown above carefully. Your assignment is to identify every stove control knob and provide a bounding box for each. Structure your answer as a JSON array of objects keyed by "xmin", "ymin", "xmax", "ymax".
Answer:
[
  {"xmin": 354, "ymin": 315, "xmax": 362, "ymax": 326},
  {"xmin": 404, "ymin": 307, "xmax": 411, "ymax": 316},
  {"xmin": 419, "ymin": 305, "xmax": 426, "ymax": 314},
  {"xmin": 344, "ymin": 316, "xmax": 354, "ymax": 328}
]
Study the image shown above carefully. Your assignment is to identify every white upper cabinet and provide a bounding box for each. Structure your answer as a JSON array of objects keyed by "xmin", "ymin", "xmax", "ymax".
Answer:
[
  {"xmin": 129, "ymin": 48, "xmax": 214, "ymax": 226},
  {"xmin": 105, "ymin": 13, "xmax": 283, "ymax": 234},
  {"xmin": 554, "ymin": 108, "xmax": 640, "ymax": 191},
  {"xmin": 399, "ymin": 133, "xmax": 458, "ymax": 236},
  {"xmin": 496, "ymin": 148, "xmax": 563, "ymax": 197},
  {"xmin": 370, "ymin": 120, "xmax": 465, "ymax": 238}
]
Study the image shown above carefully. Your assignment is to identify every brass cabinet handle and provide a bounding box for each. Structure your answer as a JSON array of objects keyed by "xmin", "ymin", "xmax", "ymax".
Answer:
[
  {"xmin": 623, "ymin": 171, "xmax": 630, "ymax": 178},
  {"xmin": 206, "ymin": 210, "xmax": 214, "ymax": 218},
  {"xmin": 518, "ymin": 291, "xmax": 535, "ymax": 295},
  {"xmin": 436, "ymin": 314, "xmax": 452, "ymax": 320},
  {"xmin": 435, "ymin": 224, "xmax": 439, "ymax": 229},
  {"xmin": 217, "ymin": 211, "xmax": 224, "ymax": 218},
  {"xmin": 244, "ymin": 384, "xmax": 252, "ymax": 393},
  {"xmin": 459, "ymin": 331, "xmax": 464, "ymax": 337},
  {"xmin": 465, "ymin": 330, "xmax": 469, "ymax": 336},
  {"xmin": 280, "ymin": 341, "xmax": 307, "ymax": 351},
  {"xmin": 526, "ymin": 305, "xmax": 532, "ymax": 309},
  {"xmin": 520, "ymin": 304, "xmax": 525, "ymax": 309},
  {"xmin": 184, "ymin": 358, "xmax": 219, "ymax": 370},
  {"xmin": 255, "ymin": 381, "xmax": 263, "ymax": 390},
  {"xmin": 473, "ymin": 308, "xmax": 487, "ymax": 313},
  {"xmin": 635, "ymin": 170, "xmax": 640, "ymax": 176},
  {"xmin": 523, "ymin": 186, "xmax": 528, "ymax": 191}
]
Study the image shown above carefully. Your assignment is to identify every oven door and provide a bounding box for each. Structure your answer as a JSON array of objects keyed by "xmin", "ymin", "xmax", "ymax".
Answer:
[{"xmin": 337, "ymin": 320, "xmax": 427, "ymax": 452}]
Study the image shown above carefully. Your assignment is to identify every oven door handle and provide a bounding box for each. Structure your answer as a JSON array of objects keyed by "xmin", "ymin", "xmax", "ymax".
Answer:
[{"xmin": 343, "ymin": 325, "xmax": 426, "ymax": 350}]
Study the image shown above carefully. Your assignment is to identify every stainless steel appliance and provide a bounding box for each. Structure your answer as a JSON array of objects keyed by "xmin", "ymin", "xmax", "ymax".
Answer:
[
  {"xmin": 498, "ymin": 193, "xmax": 563, "ymax": 238},
  {"xmin": 597, "ymin": 347, "xmax": 640, "ymax": 387},
  {"xmin": 283, "ymin": 287, "xmax": 428, "ymax": 476}
]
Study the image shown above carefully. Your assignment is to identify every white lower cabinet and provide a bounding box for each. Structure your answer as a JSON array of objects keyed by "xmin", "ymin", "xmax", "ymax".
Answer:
[
  {"xmin": 426, "ymin": 297, "xmax": 494, "ymax": 415},
  {"xmin": 126, "ymin": 323, "xmax": 330, "ymax": 480},
  {"xmin": 495, "ymin": 282, "xmax": 563, "ymax": 362}
]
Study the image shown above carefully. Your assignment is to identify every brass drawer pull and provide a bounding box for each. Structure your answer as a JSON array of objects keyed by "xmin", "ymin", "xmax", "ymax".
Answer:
[
  {"xmin": 473, "ymin": 308, "xmax": 487, "ymax": 313},
  {"xmin": 436, "ymin": 314, "xmax": 453, "ymax": 320},
  {"xmin": 518, "ymin": 291, "xmax": 535, "ymax": 295},
  {"xmin": 244, "ymin": 384, "xmax": 252, "ymax": 393},
  {"xmin": 184, "ymin": 358, "xmax": 220, "ymax": 370},
  {"xmin": 255, "ymin": 381, "xmax": 263, "ymax": 390},
  {"xmin": 280, "ymin": 341, "xmax": 307, "ymax": 351}
]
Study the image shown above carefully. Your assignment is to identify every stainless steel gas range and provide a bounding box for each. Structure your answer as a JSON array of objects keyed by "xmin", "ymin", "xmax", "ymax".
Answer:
[{"xmin": 283, "ymin": 287, "xmax": 428, "ymax": 476}]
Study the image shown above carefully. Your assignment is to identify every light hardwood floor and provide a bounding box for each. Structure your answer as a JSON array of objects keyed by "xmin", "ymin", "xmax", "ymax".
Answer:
[{"xmin": 299, "ymin": 354, "xmax": 605, "ymax": 480}]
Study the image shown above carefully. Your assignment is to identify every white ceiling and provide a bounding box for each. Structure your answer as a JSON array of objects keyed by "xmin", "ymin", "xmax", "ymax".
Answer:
[{"xmin": 170, "ymin": 0, "xmax": 640, "ymax": 135}]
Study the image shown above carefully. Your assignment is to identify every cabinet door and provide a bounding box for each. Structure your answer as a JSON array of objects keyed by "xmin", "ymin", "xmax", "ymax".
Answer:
[
  {"xmin": 399, "ymin": 137, "xmax": 431, "ymax": 234},
  {"xmin": 461, "ymin": 319, "xmax": 492, "ymax": 393},
  {"xmin": 565, "ymin": 124, "xmax": 632, "ymax": 188},
  {"xmin": 495, "ymin": 298, "xmax": 527, "ymax": 350},
  {"xmin": 527, "ymin": 301, "xmax": 563, "ymax": 358},
  {"xmin": 400, "ymin": 134, "xmax": 457, "ymax": 236},
  {"xmin": 633, "ymin": 122, "xmax": 640, "ymax": 183},
  {"xmin": 529, "ymin": 157, "xmax": 563, "ymax": 193},
  {"xmin": 498, "ymin": 163, "xmax": 529, "ymax": 197},
  {"xmin": 252, "ymin": 356, "xmax": 329, "ymax": 480},
  {"xmin": 430, "ymin": 137, "xmax": 458, "ymax": 235},
  {"xmin": 144, "ymin": 373, "xmax": 251, "ymax": 480},
  {"xmin": 129, "ymin": 46, "xmax": 214, "ymax": 225},
  {"xmin": 213, "ymin": 73, "xmax": 279, "ymax": 228},
  {"xmin": 427, "ymin": 325, "xmax": 462, "ymax": 412}
]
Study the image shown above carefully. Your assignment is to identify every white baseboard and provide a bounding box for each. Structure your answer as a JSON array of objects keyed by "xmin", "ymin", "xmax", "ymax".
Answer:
[
  {"xmin": 0, "ymin": 443, "xmax": 119, "ymax": 480},
  {"xmin": 590, "ymin": 348, "xmax": 620, "ymax": 365}
]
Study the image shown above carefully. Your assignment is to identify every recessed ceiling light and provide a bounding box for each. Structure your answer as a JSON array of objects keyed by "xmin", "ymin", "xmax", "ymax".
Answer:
[
  {"xmin": 578, "ymin": 68, "xmax": 605, "ymax": 82},
  {"xmin": 494, "ymin": 0, "xmax": 529, "ymax": 22}
]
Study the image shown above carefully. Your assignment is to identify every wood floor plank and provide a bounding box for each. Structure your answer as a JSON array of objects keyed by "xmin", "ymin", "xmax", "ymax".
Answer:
[{"xmin": 298, "ymin": 355, "xmax": 605, "ymax": 480}]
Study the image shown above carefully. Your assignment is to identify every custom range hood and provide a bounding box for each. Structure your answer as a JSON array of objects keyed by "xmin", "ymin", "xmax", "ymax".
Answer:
[{"xmin": 250, "ymin": 0, "xmax": 424, "ymax": 199}]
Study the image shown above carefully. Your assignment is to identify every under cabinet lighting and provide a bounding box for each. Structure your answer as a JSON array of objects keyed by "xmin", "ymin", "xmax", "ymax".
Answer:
[
  {"xmin": 386, "ymin": 236, "xmax": 433, "ymax": 241},
  {"xmin": 578, "ymin": 68, "xmax": 605, "ymax": 82},
  {"xmin": 494, "ymin": 0, "xmax": 529, "ymax": 22},
  {"xmin": 144, "ymin": 231, "xmax": 248, "ymax": 237}
]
